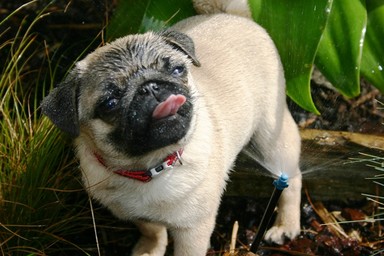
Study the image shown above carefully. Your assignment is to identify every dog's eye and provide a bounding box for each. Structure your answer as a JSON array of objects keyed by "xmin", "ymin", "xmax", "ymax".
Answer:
[
  {"xmin": 171, "ymin": 66, "xmax": 185, "ymax": 76},
  {"xmin": 96, "ymin": 97, "xmax": 120, "ymax": 118},
  {"xmin": 104, "ymin": 98, "xmax": 119, "ymax": 110}
]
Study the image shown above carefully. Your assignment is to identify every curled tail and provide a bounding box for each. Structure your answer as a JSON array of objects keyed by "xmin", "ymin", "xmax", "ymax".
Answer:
[{"xmin": 193, "ymin": 0, "xmax": 251, "ymax": 18}]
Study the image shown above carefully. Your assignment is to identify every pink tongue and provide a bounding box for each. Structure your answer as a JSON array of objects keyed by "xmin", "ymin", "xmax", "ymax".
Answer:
[{"xmin": 152, "ymin": 94, "xmax": 187, "ymax": 120}]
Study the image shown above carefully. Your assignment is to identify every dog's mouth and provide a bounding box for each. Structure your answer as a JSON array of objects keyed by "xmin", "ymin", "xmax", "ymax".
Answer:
[
  {"xmin": 108, "ymin": 87, "xmax": 193, "ymax": 156},
  {"xmin": 152, "ymin": 94, "xmax": 187, "ymax": 120}
]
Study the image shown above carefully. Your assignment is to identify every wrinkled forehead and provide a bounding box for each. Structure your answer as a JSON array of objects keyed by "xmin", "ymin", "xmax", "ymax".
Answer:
[{"xmin": 80, "ymin": 33, "xmax": 188, "ymax": 82}]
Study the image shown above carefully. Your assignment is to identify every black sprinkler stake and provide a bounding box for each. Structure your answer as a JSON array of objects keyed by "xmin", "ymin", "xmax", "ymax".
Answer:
[{"xmin": 250, "ymin": 174, "xmax": 289, "ymax": 253}]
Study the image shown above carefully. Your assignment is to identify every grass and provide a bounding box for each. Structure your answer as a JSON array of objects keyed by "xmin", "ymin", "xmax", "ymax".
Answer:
[{"xmin": 0, "ymin": 2, "xmax": 95, "ymax": 255}]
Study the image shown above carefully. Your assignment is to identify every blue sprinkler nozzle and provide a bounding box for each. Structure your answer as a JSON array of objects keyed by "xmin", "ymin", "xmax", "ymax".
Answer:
[
  {"xmin": 249, "ymin": 174, "xmax": 289, "ymax": 253},
  {"xmin": 273, "ymin": 173, "xmax": 289, "ymax": 190}
]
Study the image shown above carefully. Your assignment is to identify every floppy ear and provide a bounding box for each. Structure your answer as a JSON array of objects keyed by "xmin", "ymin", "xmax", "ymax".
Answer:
[
  {"xmin": 160, "ymin": 30, "xmax": 201, "ymax": 67},
  {"xmin": 41, "ymin": 70, "xmax": 80, "ymax": 137}
]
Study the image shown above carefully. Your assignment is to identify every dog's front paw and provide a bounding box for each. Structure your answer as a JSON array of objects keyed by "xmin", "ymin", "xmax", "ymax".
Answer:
[
  {"xmin": 132, "ymin": 222, "xmax": 167, "ymax": 256},
  {"xmin": 264, "ymin": 223, "xmax": 300, "ymax": 245},
  {"xmin": 131, "ymin": 236, "xmax": 167, "ymax": 256}
]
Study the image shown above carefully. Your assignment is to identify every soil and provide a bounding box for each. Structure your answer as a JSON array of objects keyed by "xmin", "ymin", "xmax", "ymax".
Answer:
[
  {"xmin": 2, "ymin": 1, "xmax": 384, "ymax": 255},
  {"xmin": 289, "ymin": 72, "xmax": 384, "ymax": 135}
]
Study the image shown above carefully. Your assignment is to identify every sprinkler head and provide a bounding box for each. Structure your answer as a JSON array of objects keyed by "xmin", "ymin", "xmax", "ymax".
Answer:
[{"xmin": 273, "ymin": 173, "xmax": 289, "ymax": 190}]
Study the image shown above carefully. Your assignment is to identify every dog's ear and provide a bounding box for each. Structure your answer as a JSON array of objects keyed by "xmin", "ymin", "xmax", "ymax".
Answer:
[
  {"xmin": 41, "ymin": 69, "xmax": 80, "ymax": 137},
  {"xmin": 160, "ymin": 30, "xmax": 201, "ymax": 67}
]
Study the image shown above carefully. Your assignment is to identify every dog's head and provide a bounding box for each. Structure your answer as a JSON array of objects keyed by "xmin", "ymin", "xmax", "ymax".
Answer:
[{"xmin": 41, "ymin": 30, "xmax": 200, "ymax": 157}]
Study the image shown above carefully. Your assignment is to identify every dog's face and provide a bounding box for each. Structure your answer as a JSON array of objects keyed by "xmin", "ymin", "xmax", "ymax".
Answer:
[{"xmin": 42, "ymin": 31, "xmax": 200, "ymax": 156}]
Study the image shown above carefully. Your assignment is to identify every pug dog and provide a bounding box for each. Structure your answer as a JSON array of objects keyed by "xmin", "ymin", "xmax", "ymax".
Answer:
[{"xmin": 42, "ymin": 12, "xmax": 302, "ymax": 256}]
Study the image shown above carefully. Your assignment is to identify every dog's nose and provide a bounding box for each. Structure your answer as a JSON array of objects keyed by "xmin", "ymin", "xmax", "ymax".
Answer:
[{"xmin": 140, "ymin": 82, "xmax": 159, "ymax": 96}]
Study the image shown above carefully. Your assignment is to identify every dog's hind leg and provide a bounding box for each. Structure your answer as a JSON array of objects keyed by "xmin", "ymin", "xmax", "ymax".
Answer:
[
  {"xmin": 250, "ymin": 107, "xmax": 302, "ymax": 244},
  {"xmin": 264, "ymin": 172, "xmax": 302, "ymax": 244},
  {"xmin": 132, "ymin": 221, "xmax": 168, "ymax": 256}
]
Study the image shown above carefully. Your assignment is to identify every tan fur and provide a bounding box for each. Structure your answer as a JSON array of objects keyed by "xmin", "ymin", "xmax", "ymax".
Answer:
[
  {"xmin": 72, "ymin": 13, "xmax": 302, "ymax": 255},
  {"xmin": 193, "ymin": 0, "xmax": 251, "ymax": 18}
]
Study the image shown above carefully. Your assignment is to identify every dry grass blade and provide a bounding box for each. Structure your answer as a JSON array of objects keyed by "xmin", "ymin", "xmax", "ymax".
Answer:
[{"xmin": 312, "ymin": 202, "xmax": 349, "ymax": 239}]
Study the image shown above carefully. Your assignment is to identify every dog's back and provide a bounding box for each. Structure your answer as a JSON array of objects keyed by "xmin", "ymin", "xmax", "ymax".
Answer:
[{"xmin": 172, "ymin": 14, "xmax": 288, "ymax": 169}]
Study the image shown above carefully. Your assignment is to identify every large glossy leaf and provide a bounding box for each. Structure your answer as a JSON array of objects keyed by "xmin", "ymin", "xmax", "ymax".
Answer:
[
  {"xmin": 106, "ymin": 0, "xmax": 195, "ymax": 40},
  {"xmin": 360, "ymin": 0, "xmax": 384, "ymax": 93},
  {"xmin": 315, "ymin": 0, "xmax": 366, "ymax": 98},
  {"xmin": 249, "ymin": 0, "xmax": 332, "ymax": 113}
]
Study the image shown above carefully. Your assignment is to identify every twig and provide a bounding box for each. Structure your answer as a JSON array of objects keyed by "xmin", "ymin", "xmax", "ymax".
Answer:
[{"xmin": 229, "ymin": 221, "xmax": 239, "ymax": 255}]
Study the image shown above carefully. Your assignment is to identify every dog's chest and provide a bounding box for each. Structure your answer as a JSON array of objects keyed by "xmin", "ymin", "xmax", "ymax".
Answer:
[{"xmin": 81, "ymin": 157, "xmax": 216, "ymax": 226}]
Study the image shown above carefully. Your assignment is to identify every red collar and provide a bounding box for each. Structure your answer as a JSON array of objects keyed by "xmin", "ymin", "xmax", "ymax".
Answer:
[{"xmin": 94, "ymin": 149, "xmax": 183, "ymax": 182}]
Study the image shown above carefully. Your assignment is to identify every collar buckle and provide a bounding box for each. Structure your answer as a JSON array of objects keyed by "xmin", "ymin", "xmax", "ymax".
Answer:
[
  {"xmin": 146, "ymin": 149, "xmax": 183, "ymax": 178},
  {"xmin": 147, "ymin": 162, "xmax": 173, "ymax": 177}
]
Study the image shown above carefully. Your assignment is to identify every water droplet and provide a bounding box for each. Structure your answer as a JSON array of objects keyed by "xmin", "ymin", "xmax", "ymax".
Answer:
[
  {"xmin": 378, "ymin": 65, "xmax": 383, "ymax": 71},
  {"xmin": 359, "ymin": 27, "xmax": 366, "ymax": 48}
]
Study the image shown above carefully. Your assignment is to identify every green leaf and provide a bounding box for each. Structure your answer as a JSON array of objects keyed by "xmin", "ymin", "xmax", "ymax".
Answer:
[
  {"xmin": 315, "ymin": 0, "xmax": 366, "ymax": 98},
  {"xmin": 106, "ymin": 0, "xmax": 196, "ymax": 41},
  {"xmin": 249, "ymin": 0, "xmax": 332, "ymax": 114},
  {"xmin": 360, "ymin": 0, "xmax": 384, "ymax": 92}
]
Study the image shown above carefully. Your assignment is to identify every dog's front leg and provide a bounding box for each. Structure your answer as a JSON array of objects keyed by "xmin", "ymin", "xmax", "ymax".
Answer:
[
  {"xmin": 170, "ymin": 215, "xmax": 216, "ymax": 256},
  {"xmin": 131, "ymin": 221, "xmax": 168, "ymax": 256}
]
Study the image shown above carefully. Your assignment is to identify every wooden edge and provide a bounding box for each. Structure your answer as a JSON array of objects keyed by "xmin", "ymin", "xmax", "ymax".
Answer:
[{"xmin": 300, "ymin": 129, "xmax": 384, "ymax": 150}]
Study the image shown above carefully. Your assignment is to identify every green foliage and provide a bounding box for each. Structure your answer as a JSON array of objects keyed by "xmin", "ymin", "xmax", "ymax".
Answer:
[
  {"xmin": 315, "ymin": 0, "xmax": 366, "ymax": 99},
  {"xmin": 249, "ymin": 0, "xmax": 332, "ymax": 114},
  {"xmin": 361, "ymin": 0, "xmax": 384, "ymax": 93},
  {"xmin": 249, "ymin": 0, "xmax": 384, "ymax": 112}
]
